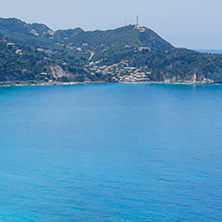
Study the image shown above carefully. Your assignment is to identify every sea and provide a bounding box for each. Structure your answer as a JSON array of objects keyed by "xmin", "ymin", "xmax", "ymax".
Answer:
[{"xmin": 0, "ymin": 83, "xmax": 222, "ymax": 221}]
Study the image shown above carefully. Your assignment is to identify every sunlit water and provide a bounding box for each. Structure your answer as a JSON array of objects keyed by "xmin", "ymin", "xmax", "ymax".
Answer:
[{"xmin": 0, "ymin": 83, "xmax": 221, "ymax": 221}]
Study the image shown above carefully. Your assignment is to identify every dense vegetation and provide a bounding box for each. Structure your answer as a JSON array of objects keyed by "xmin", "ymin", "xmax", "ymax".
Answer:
[
  {"xmin": 52, "ymin": 25, "xmax": 174, "ymax": 51},
  {"xmin": 0, "ymin": 37, "xmax": 50, "ymax": 82},
  {"xmin": 0, "ymin": 17, "xmax": 222, "ymax": 84}
]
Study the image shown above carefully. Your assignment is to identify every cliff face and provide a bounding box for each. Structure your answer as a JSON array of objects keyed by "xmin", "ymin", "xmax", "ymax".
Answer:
[
  {"xmin": 162, "ymin": 73, "xmax": 215, "ymax": 84},
  {"xmin": 50, "ymin": 65, "xmax": 70, "ymax": 78},
  {"xmin": 206, "ymin": 71, "xmax": 222, "ymax": 83}
]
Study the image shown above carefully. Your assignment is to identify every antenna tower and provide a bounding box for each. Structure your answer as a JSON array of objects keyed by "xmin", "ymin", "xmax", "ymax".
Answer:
[{"xmin": 136, "ymin": 15, "xmax": 139, "ymax": 25}]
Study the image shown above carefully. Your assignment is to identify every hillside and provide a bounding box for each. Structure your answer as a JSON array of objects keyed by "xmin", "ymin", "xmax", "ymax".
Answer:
[
  {"xmin": 0, "ymin": 18, "xmax": 55, "ymax": 49},
  {"xmin": 0, "ymin": 17, "xmax": 222, "ymax": 85},
  {"xmin": 53, "ymin": 25, "xmax": 174, "ymax": 51},
  {"xmin": 0, "ymin": 35, "xmax": 88, "ymax": 85},
  {"xmin": 0, "ymin": 36, "xmax": 49, "ymax": 82}
]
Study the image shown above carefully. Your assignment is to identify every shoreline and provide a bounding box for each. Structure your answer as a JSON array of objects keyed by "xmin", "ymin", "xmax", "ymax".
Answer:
[{"xmin": 0, "ymin": 80, "xmax": 219, "ymax": 87}]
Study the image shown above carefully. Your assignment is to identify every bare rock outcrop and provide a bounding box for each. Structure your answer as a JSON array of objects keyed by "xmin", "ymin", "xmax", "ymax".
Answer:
[{"xmin": 50, "ymin": 65, "xmax": 70, "ymax": 79}]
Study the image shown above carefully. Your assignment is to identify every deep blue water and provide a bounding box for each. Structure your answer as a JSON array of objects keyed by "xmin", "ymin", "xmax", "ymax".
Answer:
[{"xmin": 0, "ymin": 83, "xmax": 222, "ymax": 221}]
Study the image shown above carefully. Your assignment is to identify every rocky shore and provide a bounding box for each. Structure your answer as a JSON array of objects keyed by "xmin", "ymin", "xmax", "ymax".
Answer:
[{"xmin": 0, "ymin": 78, "xmax": 216, "ymax": 87}]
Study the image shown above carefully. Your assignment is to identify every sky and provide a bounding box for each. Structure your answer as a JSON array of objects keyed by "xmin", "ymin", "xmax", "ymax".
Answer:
[{"xmin": 0, "ymin": 0, "xmax": 222, "ymax": 49}]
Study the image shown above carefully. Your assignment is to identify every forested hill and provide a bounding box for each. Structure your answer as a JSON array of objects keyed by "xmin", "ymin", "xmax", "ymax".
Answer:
[
  {"xmin": 53, "ymin": 25, "xmax": 174, "ymax": 51},
  {"xmin": 0, "ymin": 17, "xmax": 222, "ymax": 85},
  {"xmin": 0, "ymin": 18, "xmax": 174, "ymax": 51}
]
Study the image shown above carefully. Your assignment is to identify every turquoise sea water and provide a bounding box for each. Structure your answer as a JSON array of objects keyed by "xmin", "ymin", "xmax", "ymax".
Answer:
[{"xmin": 0, "ymin": 83, "xmax": 222, "ymax": 221}]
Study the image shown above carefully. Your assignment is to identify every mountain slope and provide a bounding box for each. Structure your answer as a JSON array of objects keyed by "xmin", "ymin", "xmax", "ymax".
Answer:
[
  {"xmin": 0, "ymin": 18, "xmax": 174, "ymax": 51},
  {"xmin": 53, "ymin": 25, "xmax": 174, "ymax": 52},
  {"xmin": 0, "ymin": 18, "xmax": 55, "ymax": 49},
  {"xmin": 0, "ymin": 36, "xmax": 50, "ymax": 82},
  {"xmin": 0, "ymin": 17, "xmax": 222, "ymax": 85}
]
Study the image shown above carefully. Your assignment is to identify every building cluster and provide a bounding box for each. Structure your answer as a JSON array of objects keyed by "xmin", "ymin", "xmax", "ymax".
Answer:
[
  {"xmin": 6, "ymin": 42, "xmax": 23, "ymax": 56},
  {"xmin": 86, "ymin": 60, "xmax": 151, "ymax": 82}
]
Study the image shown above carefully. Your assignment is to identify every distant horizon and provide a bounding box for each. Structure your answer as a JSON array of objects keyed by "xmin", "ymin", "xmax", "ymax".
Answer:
[{"xmin": 194, "ymin": 49, "xmax": 222, "ymax": 53}]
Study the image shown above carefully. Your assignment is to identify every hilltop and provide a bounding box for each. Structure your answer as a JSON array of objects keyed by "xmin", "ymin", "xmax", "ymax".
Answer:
[
  {"xmin": 0, "ymin": 17, "xmax": 222, "ymax": 85},
  {"xmin": 0, "ymin": 18, "xmax": 173, "ymax": 50}
]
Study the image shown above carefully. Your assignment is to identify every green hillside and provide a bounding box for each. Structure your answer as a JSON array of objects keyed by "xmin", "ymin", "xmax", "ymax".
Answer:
[
  {"xmin": 0, "ymin": 36, "xmax": 50, "ymax": 82},
  {"xmin": 0, "ymin": 18, "xmax": 56, "ymax": 49},
  {"xmin": 0, "ymin": 17, "xmax": 222, "ymax": 85},
  {"xmin": 53, "ymin": 25, "xmax": 174, "ymax": 50}
]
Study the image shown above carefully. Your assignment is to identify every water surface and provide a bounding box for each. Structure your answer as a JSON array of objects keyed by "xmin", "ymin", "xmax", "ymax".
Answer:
[{"xmin": 0, "ymin": 83, "xmax": 221, "ymax": 221}]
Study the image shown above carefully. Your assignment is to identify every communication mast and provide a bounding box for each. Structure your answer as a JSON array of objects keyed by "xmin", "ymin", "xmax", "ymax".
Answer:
[{"xmin": 136, "ymin": 15, "xmax": 139, "ymax": 25}]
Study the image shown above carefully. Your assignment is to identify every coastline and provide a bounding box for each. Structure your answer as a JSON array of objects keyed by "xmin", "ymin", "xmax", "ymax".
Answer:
[{"xmin": 0, "ymin": 80, "xmax": 217, "ymax": 87}]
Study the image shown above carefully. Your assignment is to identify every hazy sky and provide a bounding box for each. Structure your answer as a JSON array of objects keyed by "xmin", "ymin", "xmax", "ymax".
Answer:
[{"xmin": 0, "ymin": 0, "xmax": 222, "ymax": 49}]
